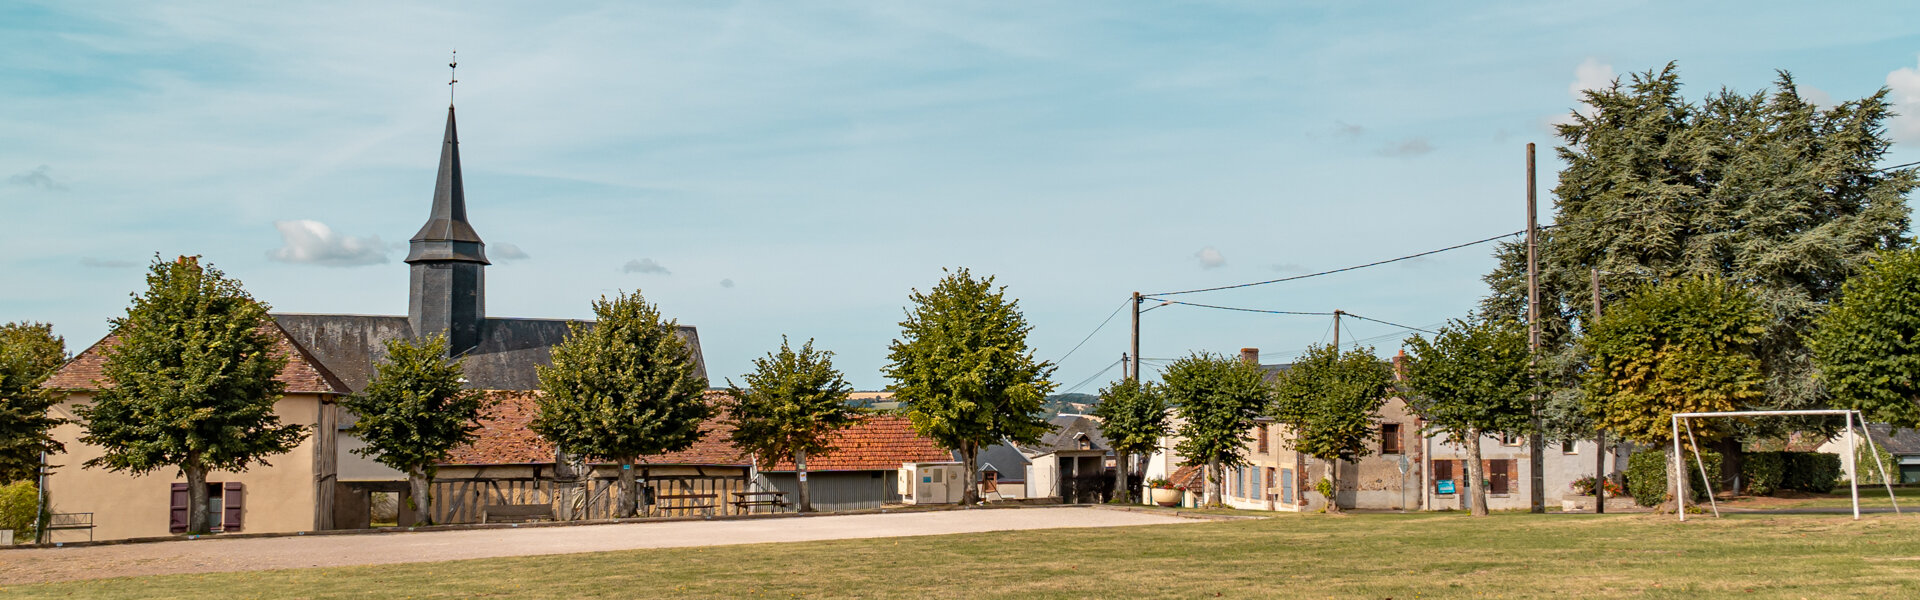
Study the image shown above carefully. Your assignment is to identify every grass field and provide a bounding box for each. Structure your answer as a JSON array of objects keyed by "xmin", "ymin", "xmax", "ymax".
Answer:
[{"xmin": 7, "ymin": 510, "xmax": 1920, "ymax": 599}]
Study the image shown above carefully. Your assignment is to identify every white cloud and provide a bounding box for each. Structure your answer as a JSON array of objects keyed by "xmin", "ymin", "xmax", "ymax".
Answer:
[
  {"xmin": 492, "ymin": 243, "xmax": 530, "ymax": 262},
  {"xmin": 7, "ymin": 165, "xmax": 66, "ymax": 190},
  {"xmin": 622, "ymin": 258, "xmax": 670, "ymax": 275},
  {"xmin": 1194, "ymin": 246, "xmax": 1225, "ymax": 269},
  {"xmin": 1377, "ymin": 138, "xmax": 1434, "ymax": 157},
  {"xmin": 1889, "ymin": 57, "xmax": 1920, "ymax": 145},
  {"xmin": 1548, "ymin": 58, "xmax": 1616, "ymax": 130},
  {"xmin": 1799, "ymin": 84, "xmax": 1835, "ymax": 109},
  {"xmin": 266, "ymin": 219, "xmax": 389, "ymax": 267},
  {"xmin": 720, "ymin": 278, "xmax": 735, "ymax": 288}
]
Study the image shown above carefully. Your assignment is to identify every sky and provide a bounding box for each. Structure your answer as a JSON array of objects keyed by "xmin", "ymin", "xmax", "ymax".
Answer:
[{"xmin": 4, "ymin": 1, "xmax": 1920, "ymax": 391}]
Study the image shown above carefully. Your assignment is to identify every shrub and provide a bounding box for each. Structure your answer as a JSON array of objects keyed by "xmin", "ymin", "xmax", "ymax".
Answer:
[
  {"xmin": 1743, "ymin": 452, "xmax": 1785, "ymax": 496},
  {"xmin": 1145, "ymin": 477, "xmax": 1173, "ymax": 490},
  {"xmin": 0, "ymin": 481, "xmax": 38, "ymax": 541},
  {"xmin": 1783, "ymin": 452, "xmax": 1841, "ymax": 493},
  {"xmin": 1625, "ymin": 448, "xmax": 1722, "ymax": 507},
  {"xmin": 1853, "ymin": 444, "xmax": 1898, "ymax": 486}
]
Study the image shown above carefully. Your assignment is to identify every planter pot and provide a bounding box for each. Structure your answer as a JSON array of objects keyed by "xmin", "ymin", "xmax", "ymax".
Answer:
[{"xmin": 1151, "ymin": 488, "xmax": 1180, "ymax": 507}]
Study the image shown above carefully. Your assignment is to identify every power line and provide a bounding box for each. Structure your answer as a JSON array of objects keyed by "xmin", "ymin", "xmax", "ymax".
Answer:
[
  {"xmin": 1052, "ymin": 297, "xmax": 1130, "ymax": 365},
  {"xmin": 1142, "ymin": 298, "xmax": 1336, "ymax": 316},
  {"xmin": 1875, "ymin": 160, "xmax": 1920, "ymax": 173},
  {"xmin": 1147, "ymin": 230, "xmax": 1523, "ymax": 297},
  {"xmin": 1061, "ymin": 358, "xmax": 1123, "ymax": 395},
  {"xmin": 1342, "ymin": 313, "xmax": 1439, "ymax": 334}
]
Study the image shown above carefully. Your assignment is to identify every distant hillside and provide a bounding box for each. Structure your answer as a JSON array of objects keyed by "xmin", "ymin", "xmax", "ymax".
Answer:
[{"xmin": 1042, "ymin": 393, "xmax": 1099, "ymax": 420}]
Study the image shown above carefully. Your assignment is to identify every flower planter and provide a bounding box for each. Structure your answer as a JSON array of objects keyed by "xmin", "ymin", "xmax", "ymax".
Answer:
[{"xmin": 1151, "ymin": 488, "xmax": 1181, "ymax": 507}]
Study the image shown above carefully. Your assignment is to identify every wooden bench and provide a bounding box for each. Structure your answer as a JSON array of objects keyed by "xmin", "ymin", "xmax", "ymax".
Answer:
[
  {"xmin": 651, "ymin": 493, "xmax": 718, "ymax": 513},
  {"xmin": 731, "ymin": 491, "xmax": 791, "ymax": 511},
  {"xmin": 46, "ymin": 512, "xmax": 95, "ymax": 541},
  {"xmin": 481, "ymin": 504, "xmax": 554, "ymax": 524}
]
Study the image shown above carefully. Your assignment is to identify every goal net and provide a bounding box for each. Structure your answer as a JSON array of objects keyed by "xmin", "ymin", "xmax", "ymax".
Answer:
[{"xmin": 1670, "ymin": 409, "xmax": 1902, "ymax": 521}]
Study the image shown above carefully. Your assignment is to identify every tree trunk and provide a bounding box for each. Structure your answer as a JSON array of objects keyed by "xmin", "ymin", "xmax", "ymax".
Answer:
[
  {"xmin": 1207, "ymin": 458, "xmax": 1222, "ymax": 508},
  {"xmin": 961, "ymin": 442, "xmax": 980, "ymax": 505},
  {"xmin": 185, "ymin": 463, "xmax": 210, "ymax": 534},
  {"xmin": 1663, "ymin": 444, "xmax": 1687, "ymax": 514},
  {"xmin": 617, "ymin": 457, "xmax": 638, "ymax": 518},
  {"xmin": 1467, "ymin": 428, "xmax": 1488, "ymax": 517},
  {"xmin": 1324, "ymin": 460, "xmax": 1341, "ymax": 514},
  {"xmin": 795, "ymin": 448, "xmax": 813, "ymax": 513},
  {"xmin": 1114, "ymin": 450, "xmax": 1131, "ymax": 503},
  {"xmin": 407, "ymin": 466, "xmax": 433, "ymax": 525}
]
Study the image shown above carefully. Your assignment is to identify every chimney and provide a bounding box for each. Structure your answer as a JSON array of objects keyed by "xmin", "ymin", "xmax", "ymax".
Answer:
[
  {"xmin": 1239, "ymin": 347, "xmax": 1260, "ymax": 365},
  {"xmin": 1392, "ymin": 349, "xmax": 1409, "ymax": 381}
]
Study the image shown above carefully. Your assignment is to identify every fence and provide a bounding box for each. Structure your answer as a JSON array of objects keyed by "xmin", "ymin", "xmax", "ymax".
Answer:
[{"xmin": 428, "ymin": 471, "xmax": 750, "ymax": 524}]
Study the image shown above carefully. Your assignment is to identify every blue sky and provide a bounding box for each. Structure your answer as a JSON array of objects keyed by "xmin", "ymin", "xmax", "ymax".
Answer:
[{"xmin": 4, "ymin": 1, "xmax": 1919, "ymax": 391}]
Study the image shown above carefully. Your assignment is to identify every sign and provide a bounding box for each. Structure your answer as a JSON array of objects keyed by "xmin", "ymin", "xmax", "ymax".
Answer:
[
  {"xmin": 798, "ymin": 472, "xmax": 808, "ymax": 482},
  {"xmin": 1435, "ymin": 479, "xmax": 1456, "ymax": 495},
  {"xmin": 923, "ymin": 476, "xmax": 932, "ymax": 483},
  {"xmin": 622, "ymin": 464, "xmax": 631, "ymax": 470},
  {"xmin": 1396, "ymin": 455, "xmax": 1410, "ymax": 474}
]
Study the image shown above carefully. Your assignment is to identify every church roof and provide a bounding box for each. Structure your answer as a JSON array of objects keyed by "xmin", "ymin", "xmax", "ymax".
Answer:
[{"xmin": 406, "ymin": 106, "xmax": 487, "ymax": 263}]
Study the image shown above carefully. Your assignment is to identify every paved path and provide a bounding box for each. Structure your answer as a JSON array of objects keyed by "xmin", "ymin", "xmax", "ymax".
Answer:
[{"xmin": 1, "ymin": 507, "xmax": 1190, "ymax": 585}]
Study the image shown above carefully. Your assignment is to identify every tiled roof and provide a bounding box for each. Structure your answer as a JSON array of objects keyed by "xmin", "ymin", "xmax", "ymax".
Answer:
[
  {"xmin": 440, "ymin": 391, "xmax": 948, "ymax": 471},
  {"xmin": 1169, "ymin": 464, "xmax": 1206, "ymax": 491},
  {"xmin": 43, "ymin": 325, "xmax": 348, "ymax": 395},
  {"xmin": 760, "ymin": 415, "xmax": 953, "ymax": 472}
]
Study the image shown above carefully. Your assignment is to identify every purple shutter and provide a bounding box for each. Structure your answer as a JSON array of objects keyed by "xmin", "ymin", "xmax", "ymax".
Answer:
[
  {"xmin": 170, "ymin": 483, "xmax": 190, "ymax": 533},
  {"xmin": 223, "ymin": 482, "xmax": 245, "ymax": 532}
]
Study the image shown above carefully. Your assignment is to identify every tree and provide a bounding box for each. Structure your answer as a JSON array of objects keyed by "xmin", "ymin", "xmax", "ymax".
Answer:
[
  {"xmin": 532, "ymin": 291, "xmax": 709, "ymax": 518},
  {"xmin": 1811, "ymin": 248, "xmax": 1920, "ymax": 429},
  {"xmin": 1163, "ymin": 353, "xmax": 1268, "ymax": 508},
  {"xmin": 1403, "ymin": 316, "xmax": 1533, "ymax": 517},
  {"xmin": 1582, "ymin": 276, "xmax": 1767, "ymax": 511},
  {"xmin": 0, "ymin": 322, "xmax": 66, "ymax": 483},
  {"xmin": 341, "ymin": 334, "xmax": 489, "ymax": 525},
  {"xmin": 1092, "ymin": 378, "xmax": 1169, "ymax": 503},
  {"xmin": 1270, "ymin": 344, "xmax": 1391, "ymax": 512},
  {"xmin": 722, "ymin": 337, "xmax": 861, "ymax": 513},
  {"xmin": 76, "ymin": 256, "xmax": 307, "ymax": 534},
  {"xmin": 884, "ymin": 268, "xmax": 1055, "ymax": 505},
  {"xmin": 1487, "ymin": 64, "xmax": 1916, "ymax": 443}
]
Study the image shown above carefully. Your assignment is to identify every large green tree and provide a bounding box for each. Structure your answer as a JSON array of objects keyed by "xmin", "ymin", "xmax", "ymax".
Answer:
[
  {"xmin": 1485, "ymin": 64, "xmax": 1916, "ymax": 443},
  {"xmin": 1091, "ymin": 378, "xmax": 1169, "ymax": 503},
  {"xmin": 884, "ymin": 268, "xmax": 1055, "ymax": 505},
  {"xmin": 1811, "ymin": 248, "xmax": 1920, "ymax": 429},
  {"xmin": 722, "ymin": 337, "xmax": 861, "ymax": 513},
  {"xmin": 0, "ymin": 322, "xmax": 66, "ymax": 483},
  {"xmin": 1403, "ymin": 316, "xmax": 1533, "ymax": 517},
  {"xmin": 342, "ymin": 334, "xmax": 489, "ymax": 525},
  {"xmin": 1270, "ymin": 344, "xmax": 1391, "ymax": 513},
  {"xmin": 77, "ymin": 256, "xmax": 307, "ymax": 534},
  {"xmin": 1164, "ymin": 353, "xmax": 1268, "ymax": 508},
  {"xmin": 532, "ymin": 291, "xmax": 709, "ymax": 518},
  {"xmin": 1583, "ymin": 276, "xmax": 1767, "ymax": 510}
]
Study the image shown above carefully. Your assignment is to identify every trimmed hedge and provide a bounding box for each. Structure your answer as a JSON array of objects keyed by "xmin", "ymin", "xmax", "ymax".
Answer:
[
  {"xmin": 1740, "ymin": 451, "xmax": 1841, "ymax": 495},
  {"xmin": 1625, "ymin": 448, "xmax": 1722, "ymax": 507},
  {"xmin": 0, "ymin": 481, "xmax": 37, "ymax": 541}
]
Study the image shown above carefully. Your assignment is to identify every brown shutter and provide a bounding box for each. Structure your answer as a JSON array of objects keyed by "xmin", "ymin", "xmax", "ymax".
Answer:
[
  {"xmin": 170, "ymin": 483, "xmax": 189, "ymax": 533},
  {"xmin": 1489, "ymin": 460, "xmax": 1511, "ymax": 495},
  {"xmin": 224, "ymin": 482, "xmax": 246, "ymax": 532}
]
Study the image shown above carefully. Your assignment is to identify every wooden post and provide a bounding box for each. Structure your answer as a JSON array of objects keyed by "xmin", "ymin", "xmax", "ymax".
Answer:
[
  {"xmin": 1526, "ymin": 142, "xmax": 1546, "ymax": 514},
  {"xmin": 1130, "ymin": 292, "xmax": 1142, "ymax": 383},
  {"xmin": 1592, "ymin": 267, "xmax": 1606, "ymax": 514}
]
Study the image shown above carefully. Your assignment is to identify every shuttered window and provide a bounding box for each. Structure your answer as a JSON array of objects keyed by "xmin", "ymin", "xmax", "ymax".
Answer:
[
  {"xmin": 1381, "ymin": 423, "xmax": 1403, "ymax": 454},
  {"xmin": 1257, "ymin": 426, "xmax": 1269, "ymax": 454},
  {"xmin": 224, "ymin": 482, "xmax": 246, "ymax": 532},
  {"xmin": 1280, "ymin": 468, "xmax": 1295, "ymax": 504},
  {"xmin": 166, "ymin": 482, "xmax": 245, "ymax": 533},
  {"xmin": 1489, "ymin": 460, "xmax": 1512, "ymax": 495},
  {"xmin": 169, "ymin": 483, "xmax": 190, "ymax": 533},
  {"xmin": 1432, "ymin": 460, "xmax": 1455, "ymax": 494}
]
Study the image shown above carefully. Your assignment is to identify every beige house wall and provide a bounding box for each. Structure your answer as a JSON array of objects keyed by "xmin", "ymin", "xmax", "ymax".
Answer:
[
  {"xmin": 1220, "ymin": 396, "xmax": 1425, "ymax": 512},
  {"xmin": 336, "ymin": 432, "xmax": 407, "ymax": 482},
  {"xmin": 45, "ymin": 392, "xmax": 330, "ymax": 542}
]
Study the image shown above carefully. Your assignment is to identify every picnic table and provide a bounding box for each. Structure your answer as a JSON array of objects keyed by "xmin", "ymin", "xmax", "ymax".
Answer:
[{"xmin": 731, "ymin": 490, "xmax": 791, "ymax": 511}]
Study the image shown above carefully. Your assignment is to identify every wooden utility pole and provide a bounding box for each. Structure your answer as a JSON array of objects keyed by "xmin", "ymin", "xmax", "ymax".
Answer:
[
  {"xmin": 1527, "ymin": 142, "xmax": 1546, "ymax": 514},
  {"xmin": 1591, "ymin": 267, "xmax": 1606, "ymax": 514},
  {"xmin": 1332, "ymin": 310, "xmax": 1344, "ymax": 350},
  {"xmin": 1130, "ymin": 292, "xmax": 1142, "ymax": 384}
]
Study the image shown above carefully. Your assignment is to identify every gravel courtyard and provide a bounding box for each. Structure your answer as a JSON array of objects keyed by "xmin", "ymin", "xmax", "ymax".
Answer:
[{"xmin": 0, "ymin": 506, "xmax": 1191, "ymax": 585}]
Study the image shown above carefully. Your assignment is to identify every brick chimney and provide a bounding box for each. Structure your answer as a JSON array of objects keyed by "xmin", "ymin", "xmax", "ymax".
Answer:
[
  {"xmin": 1239, "ymin": 347, "xmax": 1260, "ymax": 365},
  {"xmin": 1392, "ymin": 349, "xmax": 1409, "ymax": 381}
]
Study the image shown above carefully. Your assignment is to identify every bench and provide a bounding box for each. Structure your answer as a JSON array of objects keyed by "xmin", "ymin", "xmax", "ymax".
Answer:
[
  {"xmin": 651, "ymin": 493, "xmax": 718, "ymax": 514},
  {"xmin": 46, "ymin": 512, "xmax": 95, "ymax": 541},
  {"xmin": 731, "ymin": 491, "xmax": 791, "ymax": 511},
  {"xmin": 481, "ymin": 504, "xmax": 554, "ymax": 524}
]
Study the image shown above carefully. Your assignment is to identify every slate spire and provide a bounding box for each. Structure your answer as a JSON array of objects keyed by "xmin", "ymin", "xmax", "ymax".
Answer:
[
  {"xmin": 406, "ymin": 106, "xmax": 489, "ymax": 263},
  {"xmin": 407, "ymin": 104, "xmax": 488, "ymax": 355}
]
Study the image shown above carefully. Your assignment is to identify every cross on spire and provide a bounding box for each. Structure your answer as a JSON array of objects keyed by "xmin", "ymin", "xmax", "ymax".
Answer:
[{"xmin": 448, "ymin": 50, "xmax": 458, "ymax": 105}]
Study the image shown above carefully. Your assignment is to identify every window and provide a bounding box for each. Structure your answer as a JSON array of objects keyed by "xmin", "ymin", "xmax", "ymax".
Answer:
[
  {"xmin": 1562, "ymin": 439, "xmax": 1578, "ymax": 454},
  {"xmin": 1257, "ymin": 425, "xmax": 1269, "ymax": 454},
  {"xmin": 169, "ymin": 482, "xmax": 244, "ymax": 533},
  {"xmin": 1499, "ymin": 432, "xmax": 1522, "ymax": 446},
  {"xmin": 1264, "ymin": 467, "xmax": 1276, "ymax": 500},
  {"xmin": 1280, "ymin": 468, "xmax": 1296, "ymax": 504},
  {"xmin": 1489, "ymin": 460, "xmax": 1513, "ymax": 495},
  {"xmin": 1432, "ymin": 460, "xmax": 1455, "ymax": 495},
  {"xmin": 1381, "ymin": 423, "xmax": 1403, "ymax": 454}
]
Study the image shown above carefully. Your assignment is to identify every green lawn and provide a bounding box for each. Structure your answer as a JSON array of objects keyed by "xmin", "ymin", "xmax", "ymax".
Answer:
[
  {"xmin": 1716, "ymin": 486, "xmax": 1918, "ymax": 511},
  {"xmin": 10, "ymin": 511, "xmax": 1920, "ymax": 599}
]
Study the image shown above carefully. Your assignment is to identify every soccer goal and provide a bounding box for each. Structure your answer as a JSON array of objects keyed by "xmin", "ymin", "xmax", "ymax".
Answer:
[{"xmin": 1669, "ymin": 409, "xmax": 1902, "ymax": 521}]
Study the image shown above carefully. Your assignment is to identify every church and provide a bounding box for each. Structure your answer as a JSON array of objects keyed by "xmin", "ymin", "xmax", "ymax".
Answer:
[{"xmin": 41, "ymin": 103, "xmax": 709, "ymax": 540}]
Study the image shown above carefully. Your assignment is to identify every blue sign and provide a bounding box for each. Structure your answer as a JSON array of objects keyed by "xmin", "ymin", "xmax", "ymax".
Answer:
[
  {"xmin": 1435, "ymin": 479, "xmax": 1456, "ymax": 494},
  {"xmin": 923, "ymin": 476, "xmax": 932, "ymax": 483}
]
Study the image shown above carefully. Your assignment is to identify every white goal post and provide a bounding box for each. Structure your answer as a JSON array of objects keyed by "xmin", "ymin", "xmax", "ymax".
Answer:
[{"xmin": 1671, "ymin": 409, "xmax": 1902, "ymax": 521}]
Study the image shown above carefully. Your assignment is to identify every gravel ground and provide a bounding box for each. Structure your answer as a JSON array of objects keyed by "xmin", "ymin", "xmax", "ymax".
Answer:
[{"xmin": 0, "ymin": 506, "xmax": 1189, "ymax": 585}]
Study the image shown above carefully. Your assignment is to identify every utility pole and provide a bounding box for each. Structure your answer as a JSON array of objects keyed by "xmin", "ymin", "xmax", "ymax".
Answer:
[
  {"xmin": 1130, "ymin": 292, "xmax": 1142, "ymax": 384},
  {"xmin": 1527, "ymin": 142, "xmax": 1546, "ymax": 514},
  {"xmin": 1332, "ymin": 310, "xmax": 1344, "ymax": 350},
  {"xmin": 1591, "ymin": 267, "xmax": 1606, "ymax": 514}
]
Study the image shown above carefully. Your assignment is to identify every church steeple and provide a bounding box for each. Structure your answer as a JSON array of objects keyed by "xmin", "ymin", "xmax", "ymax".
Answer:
[{"xmin": 406, "ymin": 105, "xmax": 488, "ymax": 355}]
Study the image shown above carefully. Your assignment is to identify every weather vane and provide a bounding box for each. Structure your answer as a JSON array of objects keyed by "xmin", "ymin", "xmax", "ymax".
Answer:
[{"xmin": 449, "ymin": 50, "xmax": 459, "ymax": 105}]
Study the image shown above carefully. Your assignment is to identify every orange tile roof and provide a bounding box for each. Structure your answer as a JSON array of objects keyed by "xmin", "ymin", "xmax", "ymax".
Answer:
[
  {"xmin": 43, "ymin": 324, "xmax": 348, "ymax": 395},
  {"xmin": 441, "ymin": 391, "xmax": 950, "ymax": 471},
  {"xmin": 1169, "ymin": 464, "xmax": 1206, "ymax": 491}
]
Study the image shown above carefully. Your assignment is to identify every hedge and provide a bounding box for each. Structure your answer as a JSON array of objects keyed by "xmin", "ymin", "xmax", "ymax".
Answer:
[
  {"xmin": 1740, "ymin": 451, "xmax": 1841, "ymax": 495},
  {"xmin": 1625, "ymin": 448, "xmax": 1721, "ymax": 507},
  {"xmin": 0, "ymin": 481, "xmax": 37, "ymax": 541}
]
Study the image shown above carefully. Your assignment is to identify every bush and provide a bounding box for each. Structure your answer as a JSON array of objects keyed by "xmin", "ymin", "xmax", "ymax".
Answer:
[
  {"xmin": 1741, "ymin": 451, "xmax": 1842, "ymax": 495},
  {"xmin": 1742, "ymin": 452, "xmax": 1785, "ymax": 496},
  {"xmin": 1625, "ymin": 448, "xmax": 1722, "ymax": 507},
  {"xmin": 1853, "ymin": 444, "xmax": 1898, "ymax": 486},
  {"xmin": 0, "ymin": 481, "xmax": 38, "ymax": 541}
]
